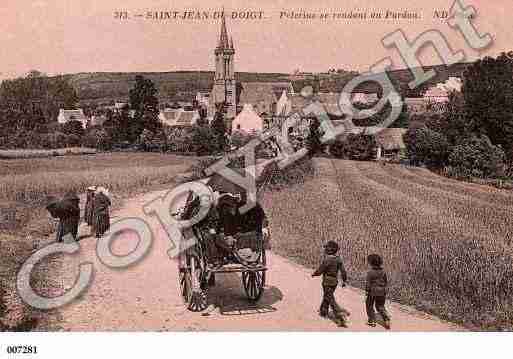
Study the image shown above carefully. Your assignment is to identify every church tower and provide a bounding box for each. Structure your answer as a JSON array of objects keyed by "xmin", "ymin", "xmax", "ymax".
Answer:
[{"xmin": 209, "ymin": 15, "xmax": 236, "ymax": 120}]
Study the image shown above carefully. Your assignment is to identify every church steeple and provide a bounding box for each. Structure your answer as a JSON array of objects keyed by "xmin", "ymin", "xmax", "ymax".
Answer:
[
  {"xmin": 211, "ymin": 15, "xmax": 236, "ymax": 120},
  {"xmin": 217, "ymin": 15, "xmax": 230, "ymax": 49}
]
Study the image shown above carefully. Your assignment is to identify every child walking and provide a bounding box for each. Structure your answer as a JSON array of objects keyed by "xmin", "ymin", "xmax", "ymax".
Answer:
[
  {"xmin": 311, "ymin": 240, "xmax": 348, "ymax": 327},
  {"xmin": 365, "ymin": 254, "xmax": 391, "ymax": 329}
]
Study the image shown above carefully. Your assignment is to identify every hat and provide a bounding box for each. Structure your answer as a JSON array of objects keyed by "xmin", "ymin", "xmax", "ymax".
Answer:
[
  {"xmin": 95, "ymin": 186, "xmax": 110, "ymax": 197},
  {"xmin": 324, "ymin": 240, "xmax": 339, "ymax": 254}
]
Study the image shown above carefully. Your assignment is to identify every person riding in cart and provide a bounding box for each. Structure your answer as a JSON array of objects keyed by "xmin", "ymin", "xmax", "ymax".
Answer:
[{"xmin": 213, "ymin": 193, "xmax": 267, "ymax": 264}]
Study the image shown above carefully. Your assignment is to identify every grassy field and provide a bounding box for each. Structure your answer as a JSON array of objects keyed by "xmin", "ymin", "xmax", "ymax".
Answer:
[
  {"xmin": 0, "ymin": 152, "xmax": 197, "ymax": 330},
  {"xmin": 4, "ymin": 152, "xmax": 513, "ymax": 330},
  {"xmin": 262, "ymin": 158, "xmax": 513, "ymax": 330},
  {"xmin": 1, "ymin": 152, "xmax": 196, "ymax": 199},
  {"xmin": 0, "ymin": 147, "xmax": 97, "ymax": 160},
  {"xmin": 1, "ymin": 152, "xmax": 198, "ymax": 238}
]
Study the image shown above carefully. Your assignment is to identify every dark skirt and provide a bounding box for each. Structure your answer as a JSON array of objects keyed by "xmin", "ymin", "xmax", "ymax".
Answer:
[
  {"xmin": 56, "ymin": 217, "xmax": 79, "ymax": 242},
  {"xmin": 92, "ymin": 210, "xmax": 110, "ymax": 237},
  {"xmin": 84, "ymin": 199, "xmax": 94, "ymax": 226}
]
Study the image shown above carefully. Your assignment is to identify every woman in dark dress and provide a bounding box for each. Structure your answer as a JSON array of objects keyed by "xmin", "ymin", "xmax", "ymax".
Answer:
[
  {"xmin": 84, "ymin": 186, "xmax": 96, "ymax": 227},
  {"xmin": 92, "ymin": 187, "xmax": 111, "ymax": 238},
  {"xmin": 46, "ymin": 191, "xmax": 80, "ymax": 242}
]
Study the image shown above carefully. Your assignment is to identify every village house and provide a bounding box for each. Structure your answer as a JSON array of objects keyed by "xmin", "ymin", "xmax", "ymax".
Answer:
[
  {"xmin": 238, "ymin": 82, "xmax": 279, "ymax": 116},
  {"xmin": 231, "ymin": 104, "xmax": 264, "ymax": 134},
  {"xmin": 406, "ymin": 77, "xmax": 462, "ymax": 114},
  {"xmin": 159, "ymin": 108, "xmax": 199, "ymax": 127},
  {"xmin": 375, "ymin": 128, "xmax": 407, "ymax": 160},
  {"xmin": 90, "ymin": 114, "xmax": 107, "ymax": 127},
  {"xmin": 351, "ymin": 92, "xmax": 379, "ymax": 104},
  {"xmin": 57, "ymin": 109, "xmax": 89, "ymax": 128}
]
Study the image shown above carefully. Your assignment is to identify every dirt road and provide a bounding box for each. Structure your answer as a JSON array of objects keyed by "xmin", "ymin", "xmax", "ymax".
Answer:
[{"xmin": 52, "ymin": 186, "xmax": 460, "ymax": 331}]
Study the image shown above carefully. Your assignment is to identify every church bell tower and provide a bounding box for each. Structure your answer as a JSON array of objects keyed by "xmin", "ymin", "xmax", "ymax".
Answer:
[{"xmin": 210, "ymin": 15, "xmax": 236, "ymax": 120}]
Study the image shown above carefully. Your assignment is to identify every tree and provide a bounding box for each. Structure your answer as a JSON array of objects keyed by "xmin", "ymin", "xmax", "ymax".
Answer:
[
  {"xmin": 448, "ymin": 135, "xmax": 505, "ymax": 178},
  {"xmin": 66, "ymin": 134, "xmax": 81, "ymax": 147},
  {"xmin": 211, "ymin": 102, "xmax": 227, "ymax": 152},
  {"xmin": 425, "ymin": 92, "xmax": 471, "ymax": 147},
  {"xmin": 82, "ymin": 128, "xmax": 112, "ymax": 150},
  {"xmin": 330, "ymin": 133, "xmax": 377, "ymax": 161},
  {"xmin": 62, "ymin": 120, "xmax": 85, "ymax": 138},
  {"xmin": 329, "ymin": 138, "xmax": 346, "ymax": 159},
  {"xmin": 306, "ymin": 117, "xmax": 326, "ymax": 156},
  {"xmin": 0, "ymin": 72, "xmax": 78, "ymax": 129},
  {"xmin": 404, "ymin": 126, "xmax": 449, "ymax": 167},
  {"xmin": 129, "ymin": 75, "xmax": 160, "ymax": 140},
  {"xmin": 463, "ymin": 53, "xmax": 513, "ymax": 162},
  {"xmin": 196, "ymin": 107, "xmax": 208, "ymax": 127},
  {"xmin": 393, "ymin": 102, "xmax": 410, "ymax": 128},
  {"xmin": 191, "ymin": 126, "xmax": 218, "ymax": 155}
]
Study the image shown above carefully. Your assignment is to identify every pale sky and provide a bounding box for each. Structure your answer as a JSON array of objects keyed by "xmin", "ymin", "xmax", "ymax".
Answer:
[{"xmin": 1, "ymin": 0, "xmax": 511, "ymax": 79}]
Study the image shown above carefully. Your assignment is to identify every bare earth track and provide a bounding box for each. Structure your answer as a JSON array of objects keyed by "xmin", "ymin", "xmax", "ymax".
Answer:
[{"xmin": 50, "ymin": 160, "xmax": 467, "ymax": 331}]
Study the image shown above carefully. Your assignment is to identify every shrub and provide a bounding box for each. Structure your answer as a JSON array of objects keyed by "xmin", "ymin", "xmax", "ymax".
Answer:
[
  {"xmin": 66, "ymin": 134, "xmax": 81, "ymax": 147},
  {"xmin": 45, "ymin": 122, "xmax": 62, "ymax": 133},
  {"xmin": 138, "ymin": 129, "xmax": 155, "ymax": 151},
  {"xmin": 230, "ymin": 131, "xmax": 255, "ymax": 149},
  {"xmin": 192, "ymin": 126, "xmax": 218, "ymax": 155},
  {"xmin": 306, "ymin": 118, "xmax": 327, "ymax": 156},
  {"xmin": 404, "ymin": 126, "xmax": 449, "ymax": 167},
  {"xmin": 230, "ymin": 131, "xmax": 275, "ymax": 159},
  {"xmin": 265, "ymin": 157, "xmax": 315, "ymax": 189},
  {"xmin": 39, "ymin": 133, "xmax": 55, "ymax": 149},
  {"xmin": 186, "ymin": 156, "xmax": 222, "ymax": 181},
  {"xmin": 329, "ymin": 133, "xmax": 377, "ymax": 161},
  {"xmin": 448, "ymin": 135, "xmax": 505, "ymax": 178},
  {"xmin": 329, "ymin": 138, "xmax": 346, "ymax": 158},
  {"xmin": 62, "ymin": 120, "xmax": 85, "ymax": 138},
  {"xmin": 26, "ymin": 131, "xmax": 42, "ymax": 148},
  {"xmin": 82, "ymin": 129, "xmax": 112, "ymax": 150},
  {"xmin": 164, "ymin": 127, "xmax": 196, "ymax": 153},
  {"xmin": 38, "ymin": 131, "xmax": 69, "ymax": 149}
]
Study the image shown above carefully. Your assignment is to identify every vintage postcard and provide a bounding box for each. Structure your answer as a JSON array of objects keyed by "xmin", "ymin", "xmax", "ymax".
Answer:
[{"xmin": 1, "ymin": 0, "xmax": 512, "ymax": 356}]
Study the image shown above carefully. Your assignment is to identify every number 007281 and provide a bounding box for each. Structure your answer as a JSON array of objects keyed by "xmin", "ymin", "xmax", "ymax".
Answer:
[{"xmin": 6, "ymin": 345, "xmax": 38, "ymax": 354}]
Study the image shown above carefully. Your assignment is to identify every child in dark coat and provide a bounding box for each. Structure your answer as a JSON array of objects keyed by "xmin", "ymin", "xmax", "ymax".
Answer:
[
  {"xmin": 312, "ymin": 240, "xmax": 348, "ymax": 327},
  {"xmin": 365, "ymin": 254, "xmax": 391, "ymax": 329}
]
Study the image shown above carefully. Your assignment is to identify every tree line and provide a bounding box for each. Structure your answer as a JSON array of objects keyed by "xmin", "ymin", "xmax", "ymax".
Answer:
[{"xmin": 404, "ymin": 52, "xmax": 513, "ymax": 180}]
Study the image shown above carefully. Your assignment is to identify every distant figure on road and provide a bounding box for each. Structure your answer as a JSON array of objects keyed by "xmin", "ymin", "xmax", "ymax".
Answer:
[
  {"xmin": 365, "ymin": 254, "xmax": 391, "ymax": 329},
  {"xmin": 46, "ymin": 191, "xmax": 80, "ymax": 242},
  {"xmin": 92, "ymin": 187, "xmax": 111, "ymax": 238},
  {"xmin": 312, "ymin": 240, "xmax": 348, "ymax": 327}
]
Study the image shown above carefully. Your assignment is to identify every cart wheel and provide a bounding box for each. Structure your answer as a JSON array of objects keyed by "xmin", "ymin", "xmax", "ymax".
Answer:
[
  {"xmin": 242, "ymin": 270, "xmax": 265, "ymax": 301},
  {"xmin": 242, "ymin": 249, "xmax": 266, "ymax": 301},
  {"xmin": 179, "ymin": 254, "xmax": 208, "ymax": 312}
]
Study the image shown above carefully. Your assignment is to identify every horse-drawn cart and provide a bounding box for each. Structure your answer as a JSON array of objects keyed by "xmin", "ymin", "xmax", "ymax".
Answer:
[{"xmin": 174, "ymin": 175, "xmax": 271, "ymax": 312}]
